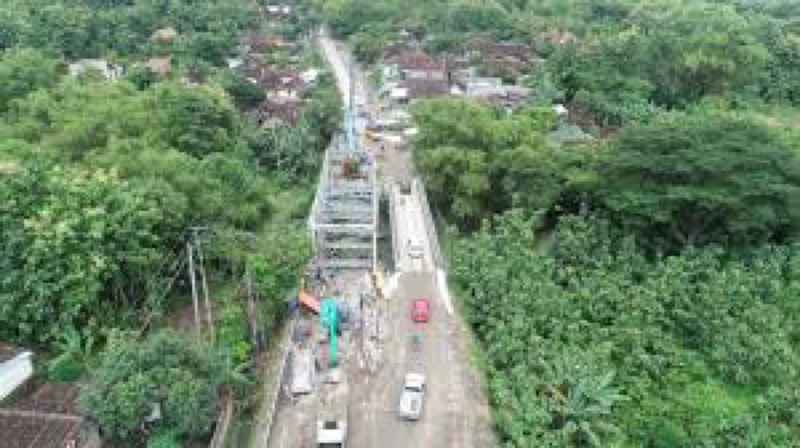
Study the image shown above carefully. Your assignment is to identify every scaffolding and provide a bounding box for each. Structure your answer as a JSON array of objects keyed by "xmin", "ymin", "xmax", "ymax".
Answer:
[{"xmin": 309, "ymin": 101, "xmax": 378, "ymax": 272}]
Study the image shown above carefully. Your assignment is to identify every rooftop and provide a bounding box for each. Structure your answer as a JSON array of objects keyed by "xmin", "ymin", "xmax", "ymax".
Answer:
[
  {"xmin": 0, "ymin": 383, "xmax": 86, "ymax": 448},
  {"xmin": 401, "ymin": 78, "xmax": 450, "ymax": 99},
  {"xmin": 387, "ymin": 50, "xmax": 445, "ymax": 72}
]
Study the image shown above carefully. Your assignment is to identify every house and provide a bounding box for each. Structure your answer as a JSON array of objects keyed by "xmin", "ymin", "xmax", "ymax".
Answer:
[
  {"xmin": 386, "ymin": 50, "xmax": 447, "ymax": 81},
  {"xmin": 455, "ymin": 76, "xmax": 505, "ymax": 98},
  {"xmin": 0, "ymin": 346, "xmax": 32, "ymax": 401},
  {"xmin": 381, "ymin": 42, "xmax": 413, "ymax": 61},
  {"xmin": 388, "ymin": 85, "xmax": 410, "ymax": 104},
  {"xmin": 451, "ymin": 73, "xmax": 531, "ymax": 109},
  {"xmin": 146, "ymin": 57, "xmax": 172, "ymax": 76},
  {"xmin": 241, "ymin": 32, "xmax": 296, "ymax": 54},
  {"xmin": 68, "ymin": 59, "xmax": 125, "ymax": 80},
  {"xmin": 401, "ymin": 78, "xmax": 450, "ymax": 100},
  {"xmin": 265, "ymin": 4, "xmax": 292, "ymax": 17},
  {"xmin": 468, "ymin": 36, "xmax": 534, "ymax": 62},
  {"xmin": 151, "ymin": 27, "xmax": 178, "ymax": 44},
  {"xmin": 300, "ymin": 69, "xmax": 320, "ymax": 84},
  {"xmin": 241, "ymin": 57, "xmax": 305, "ymax": 93},
  {"xmin": 227, "ymin": 57, "xmax": 244, "ymax": 70},
  {"xmin": 466, "ymin": 36, "xmax": 540, "ymax": 80},
  {"xmin": 0, "ymin": 381, "xmax": 100, "ymax": 448},
  {"xmin": 500, "ymin": 85, "xmax": 531, "ymax": 109}
]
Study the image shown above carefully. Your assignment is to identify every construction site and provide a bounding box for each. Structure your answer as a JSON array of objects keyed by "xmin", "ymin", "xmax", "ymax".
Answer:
[
  {"xmin": 263, "ymin": 29, "xmax": 494, "ymax": 448},
  {"xmin": 269, "ymin": 38, "xmax": 386, "ymax": 444}
]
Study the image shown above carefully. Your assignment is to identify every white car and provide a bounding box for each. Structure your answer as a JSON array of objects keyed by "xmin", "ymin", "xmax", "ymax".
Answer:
[
  {"xmin": 317, "ymin": 419, "xmax": 346, "ymax": 447},
  {"xmin": 398, "ymin": 373, "xmax": 426, "ymax": 420},
  {"xmin": 407, "ymin": 242, "xmax": 424, "ymax": 259}
]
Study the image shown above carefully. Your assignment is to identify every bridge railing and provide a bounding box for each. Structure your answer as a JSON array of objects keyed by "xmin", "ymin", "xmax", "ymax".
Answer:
[{"xmin": 414, "ymin": 178, "xmax": 445, "ymax": 269}]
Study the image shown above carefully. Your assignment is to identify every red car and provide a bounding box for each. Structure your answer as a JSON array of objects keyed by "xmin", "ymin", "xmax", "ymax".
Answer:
[{"xmin": 411, "ymin": 298, "xmax": 430, "ymax": 322}]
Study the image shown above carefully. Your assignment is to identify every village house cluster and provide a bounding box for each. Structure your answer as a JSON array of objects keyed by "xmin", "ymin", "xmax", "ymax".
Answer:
[
  {"xmin": 234, "ymin": 27, "xmax": 320, "ymax": 128},
  {"xmin": 378, "ymin": 33, "xmax": 542, "ymax": 110}
]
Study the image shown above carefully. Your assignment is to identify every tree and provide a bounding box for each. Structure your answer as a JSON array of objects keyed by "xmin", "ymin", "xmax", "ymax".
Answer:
[
  {"xmin": 323, "ymin": 0, "xmax": 395, "ymax": 37},
  {"xmin": 180, "ymin": 31, "xmax": 238, "ymax": 66},
  {"xmin": 594, "ymin": 110, "xmax": 800, "ymax": 249},
  {"xmin": 218, "ymin": 73, "xmax": 266, "ymax": 109},
  {"xmin": 350, "ymin": 28, "xmax": 386, "ymax": 64},
  {"xmin": 451, "ymin": 212, "xmax": 800, "ymax": 446},
  {"xmin": 79, "ymin": 330, "xmax": 226, "ymax": 445},
  {"xmin": 448, "ymin": 0, "xmax": 513, "ymax": 37},
  {"xmin": 249, "ymin": 224, "xmax": 311, "ymax": 335},
  {"xmin": 759, "ymin": 24, "xmax": 800, "ymax": 105},
  {"xmin": 0, "ymin": 48, "xmax": 61, "ymax": 113},
  {"xmin": 411, "ymin": 97, "xmax": 499, "ymax": 151},
  {"xmin": 0, "ymin": 9, "xmax": 22, "ymax": 50},
  {"xmin": 0, "ymin": 157, "xmax": 167, "ymax": 346},
  {"xmin": 150, "ymin": 83, "xmax": 240, "ymax": 158},
  {"xmin": 417, "ymin": 146, "xmax": 491, "ymax": 227},
  {"xmin": 24, "ymin": 3, "xmax": 97, "ymax": 59},
  {"xmin": 638, "ymin": 3, "xmax": 769, "ymax": 106}
]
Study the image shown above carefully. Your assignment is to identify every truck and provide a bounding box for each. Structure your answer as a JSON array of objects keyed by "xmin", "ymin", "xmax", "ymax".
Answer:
[
  {"xmin": 398, "ymin": 372, "xmax": 426, "ymax": 420},
  {"xmin": 290, "ymin": 346, "xmax": 314, "ymax": 396},
  {"xmin": 317, "ymin": 370, "xmax": 348, "ymax": 447}
]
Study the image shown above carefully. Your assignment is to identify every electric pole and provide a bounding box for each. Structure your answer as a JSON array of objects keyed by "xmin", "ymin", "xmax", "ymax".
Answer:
[
  {"xmin": 191, "ymin": 227, "xmax": 215, "ymax": 341},
  {"xmin": 187, "ymin": 242, "xmax": 201, "ymax": 336}
]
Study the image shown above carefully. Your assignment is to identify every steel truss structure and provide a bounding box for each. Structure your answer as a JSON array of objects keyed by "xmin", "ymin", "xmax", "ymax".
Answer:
[{"xmin": 309, "ymin": 106, "xmax": 378, "ymax": 272}]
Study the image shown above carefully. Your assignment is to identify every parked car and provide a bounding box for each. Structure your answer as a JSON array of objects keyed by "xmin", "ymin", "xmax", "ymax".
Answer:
[
  {"xmin": 398, "ymin": 373, "xmax": 426, "ymax": 420},
  {"xmin": 411, "ymin": 298, "xmax": 430, "ymax": 323},
  {"xmin": 407, "ymin": 242, "xmax": 424, "ymax": 259}
]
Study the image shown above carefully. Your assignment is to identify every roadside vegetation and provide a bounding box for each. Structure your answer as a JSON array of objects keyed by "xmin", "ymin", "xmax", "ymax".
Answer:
[
  {"xmin": 312, "ymin": 0, "xmax": 800, "ymax": 446},
  {"xmin": 0, "ymin": 1, "xmax": 333, "ymax": 446}
]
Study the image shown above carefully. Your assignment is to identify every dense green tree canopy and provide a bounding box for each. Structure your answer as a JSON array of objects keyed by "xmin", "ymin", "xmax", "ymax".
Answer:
[
  {"xmin": 0, "ymin": 157, "xmax": 168, "ymax": 345},
  {"xmin": 452, "ymin": 213, "xmax": 800, "ymax": 446},
  {"xmin": 0, "ymin": 0, "xmax": 257, "ymax": 63},
  {"xmin": 412, "ymin": 97, "xmax": 582, "ymax": 228},
  {"xmin": 0, "ymin": 0, "xmax": 329, "ymax": 355},
  {"xmin": 80, "ymin": 331, "xmax": 226, "ymax": 445},
  {"xmin": 594, "ymin": 110, "xmax": 800, "ymax": 249},
  {"xmin": 151, "ymin": 83, "xmax": 240, "ymax": 158},
  {"xmin": 0, "ymin": 49, "xmax": 61, "ymax": 113}
]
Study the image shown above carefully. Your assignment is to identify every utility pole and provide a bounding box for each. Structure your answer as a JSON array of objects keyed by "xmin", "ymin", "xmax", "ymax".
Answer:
[
  {"xmin": 187, "ymin": 242, "xmax": 201, "ymax": 336},
  {"xmin": 192, "ymin": 227, "xmax": 215, "ymax": 341},
  {"xmin": 245, "ymin": 266, "xmax": 258, "ymax": 351}
]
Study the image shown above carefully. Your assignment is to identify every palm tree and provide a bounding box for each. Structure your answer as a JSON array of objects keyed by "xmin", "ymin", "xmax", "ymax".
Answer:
[{"xmin": 541, "ymin": 355, "xmax": 628, "ymax": 447}]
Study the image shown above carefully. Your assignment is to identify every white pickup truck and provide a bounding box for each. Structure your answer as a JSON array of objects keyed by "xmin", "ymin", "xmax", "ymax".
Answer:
[
  {"xmin": 317, "ymin": 419, "xmax": 346, "ymax": 447},
  {"xmin": 398, "ymin": 373, "xmax": 426, "ymax": 420}
]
